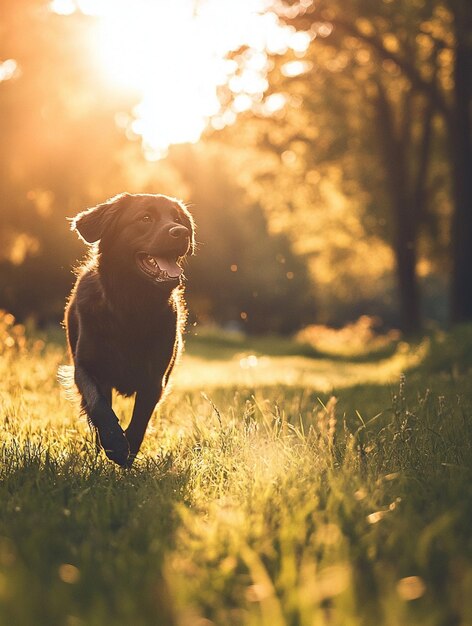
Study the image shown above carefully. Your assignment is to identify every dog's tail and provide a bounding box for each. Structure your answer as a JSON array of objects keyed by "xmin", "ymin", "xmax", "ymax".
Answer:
[{"xmin": 57, "ymin": 365, "xmax": 79, "ymax": 404}]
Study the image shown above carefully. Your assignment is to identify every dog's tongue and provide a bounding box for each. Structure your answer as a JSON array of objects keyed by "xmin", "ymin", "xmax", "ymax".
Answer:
[{"xmin": 155, "ymin": 257, "xmax": 182, "ymax": 278}]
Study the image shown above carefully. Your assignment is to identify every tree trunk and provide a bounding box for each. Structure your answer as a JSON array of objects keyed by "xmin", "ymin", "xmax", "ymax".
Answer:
[
  {"xmin": 450, "ymin": 0, "xmax": 472, "ymax": 323},
  {"xmin": 391, "ymin": 195, "xmax": 422, "ymax": 335},
  {"xmin": 374, "ymin": 82, "xmax": 422, "ymax": 335}
]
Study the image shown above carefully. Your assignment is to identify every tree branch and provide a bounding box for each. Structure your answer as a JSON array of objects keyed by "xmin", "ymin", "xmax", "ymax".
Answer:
[
  {"xmin": 278, "ymin": 4, "xmax": 452, "ymax": 121},
  {"xmin": 330, "ymin": 18, "xmax": 451, "ymax": 120}
]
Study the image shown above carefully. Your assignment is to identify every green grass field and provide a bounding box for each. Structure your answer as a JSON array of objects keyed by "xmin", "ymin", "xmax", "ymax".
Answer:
[{"xmin": 1, "ymin": 313, "xmax": 472, "ymax": 626}]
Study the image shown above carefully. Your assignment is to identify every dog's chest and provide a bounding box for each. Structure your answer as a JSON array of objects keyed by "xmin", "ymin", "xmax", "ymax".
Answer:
[{"xmin": 101, "ymin": 321, "xmax": 177, "ymax": 395}]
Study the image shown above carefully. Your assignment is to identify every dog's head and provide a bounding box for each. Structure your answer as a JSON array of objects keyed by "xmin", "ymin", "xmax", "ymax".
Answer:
[{"xmin": 71, "ymin": 193, "xmax": 195, "ymax": 286}]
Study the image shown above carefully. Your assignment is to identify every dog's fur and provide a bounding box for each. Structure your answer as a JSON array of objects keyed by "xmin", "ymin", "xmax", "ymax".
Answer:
[{"xmin": 63, "ymin": 192, "xmax": 195, "ymax": 466}]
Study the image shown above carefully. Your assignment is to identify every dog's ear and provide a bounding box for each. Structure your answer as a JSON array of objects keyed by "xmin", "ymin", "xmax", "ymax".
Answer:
[{"xmin": 71, "ymin": 193, "xmax": 131, "ymax": 244}]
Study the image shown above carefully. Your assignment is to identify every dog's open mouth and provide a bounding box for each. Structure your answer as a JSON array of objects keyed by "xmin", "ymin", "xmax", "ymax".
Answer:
[{"xmin": 136, "ymin": 253, "xmax": 183, "ymax": 282}]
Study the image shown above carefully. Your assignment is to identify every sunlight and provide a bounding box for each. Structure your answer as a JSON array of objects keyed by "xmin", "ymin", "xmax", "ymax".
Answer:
[
  {"xmin": 0, "ymin": 59, "xmax": 20, "ymax": 82},
  {"xmin": 50, "ymin": 0, "xmax": 310, "ymax": 159}
]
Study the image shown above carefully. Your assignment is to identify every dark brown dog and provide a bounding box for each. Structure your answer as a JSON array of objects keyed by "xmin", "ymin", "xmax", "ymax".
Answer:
[{"xmin": 63, "ymin": 192, "xmax": 195, "ymax": 467}]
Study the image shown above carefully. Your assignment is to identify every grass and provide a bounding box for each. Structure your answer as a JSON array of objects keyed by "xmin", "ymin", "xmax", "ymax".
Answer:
[{"xmin": 1, "ymin": 312, "xmax": 472, "ymax": 626}]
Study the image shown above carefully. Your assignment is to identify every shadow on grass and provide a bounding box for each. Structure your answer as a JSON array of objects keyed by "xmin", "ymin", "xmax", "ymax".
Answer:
[
  {"xmin": 186, "ymin": 332, "xmax": 401, "ymax": 363},
  {"xmin": 0, "ymin": 446, "xmax": 190, "ymax": 626}
]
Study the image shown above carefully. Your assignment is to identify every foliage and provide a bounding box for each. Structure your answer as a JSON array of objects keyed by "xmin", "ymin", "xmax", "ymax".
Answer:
[
  {"xmin": 0, "ymin": 311, "xmax": 27, "ymax": 355},
  {"xmin": 1, "ymin": 321, "xmax": 472, "ymax": 624},
  {"xmin": 217, "ymin": 0, "xmax": 466, "ymax": 332},
  {"xmin": 0, "ymin": 2, "xmax": 136, "ymax": 322},
  {"xmin": 296, "ymin": 315, "xmax": 401, "ymax": 358}
]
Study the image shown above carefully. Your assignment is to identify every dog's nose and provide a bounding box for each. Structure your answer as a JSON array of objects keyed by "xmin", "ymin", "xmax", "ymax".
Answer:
[{"xmin": 168, "ymin": 225, "xmax": 190, "ymax": 239}]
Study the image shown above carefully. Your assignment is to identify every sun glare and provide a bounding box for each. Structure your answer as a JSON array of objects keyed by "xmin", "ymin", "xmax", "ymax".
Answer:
[{"xmin": 50, "ymin": 0, "xmax": 309, "ymax": 159}]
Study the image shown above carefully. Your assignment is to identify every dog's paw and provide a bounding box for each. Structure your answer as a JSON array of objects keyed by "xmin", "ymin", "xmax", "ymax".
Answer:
[
  {"xmin": 97, "ymin": 424, "xmax": 130, "ymax": 467},
  {"xmin": 122, "ymin": 453, "xmax": 137, "ymax": 470}
]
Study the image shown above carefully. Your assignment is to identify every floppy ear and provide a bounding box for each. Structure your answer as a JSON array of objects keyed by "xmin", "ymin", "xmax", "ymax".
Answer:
[{"xmin": 71, "ymin": 193, "xmax": 131, "ymax": 244}]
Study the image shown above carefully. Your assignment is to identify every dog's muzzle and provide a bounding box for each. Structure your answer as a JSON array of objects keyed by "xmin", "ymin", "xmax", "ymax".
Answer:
[{"xmin": 136, "ymin": 253, "xmax": 183, "ymax": 282}]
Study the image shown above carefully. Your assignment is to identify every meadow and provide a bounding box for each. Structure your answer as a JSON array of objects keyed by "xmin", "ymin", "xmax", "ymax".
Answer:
[{"xmin": 0, "ymin": 312, "xmax": 472, "ymax": 626}]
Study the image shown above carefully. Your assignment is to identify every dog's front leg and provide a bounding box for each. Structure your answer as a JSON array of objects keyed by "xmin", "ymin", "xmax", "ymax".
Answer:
[
  {"xmin": 74, "ymin": 363, "xmax": 129, "ymax": 466},
  {"xmin": 125, "ymin": 387, "xmax": 162, "ymax": 465}
]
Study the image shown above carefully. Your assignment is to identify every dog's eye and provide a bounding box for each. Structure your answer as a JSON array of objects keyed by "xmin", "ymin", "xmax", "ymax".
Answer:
[{"xmin": 140, "ymin": 214, "xmax": 153, "ymax": 223}]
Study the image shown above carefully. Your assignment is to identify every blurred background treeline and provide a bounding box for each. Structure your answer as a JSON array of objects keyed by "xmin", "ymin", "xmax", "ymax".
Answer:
[{"xmin": 0, "ymin": 0, "xmax": 470, "ymax": 336}]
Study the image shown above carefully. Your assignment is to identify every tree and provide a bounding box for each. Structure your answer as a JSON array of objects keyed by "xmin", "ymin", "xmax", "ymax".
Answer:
[
  {"xmin": 217, "ymin": 7, "xmax": 447, "ymax": 332},
  {"xmin": 276, "ymin": 0, "xmax": 471, "ymax": 326},
  {"xmin": 448, "ymin": 0, "xmax": 472, "ymax": 323}
]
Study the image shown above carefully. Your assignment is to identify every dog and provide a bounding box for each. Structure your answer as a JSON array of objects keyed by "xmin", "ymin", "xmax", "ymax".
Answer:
[{"xmin": 62, "ymin": 192, "xmax": 195, "ymax": 467}]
